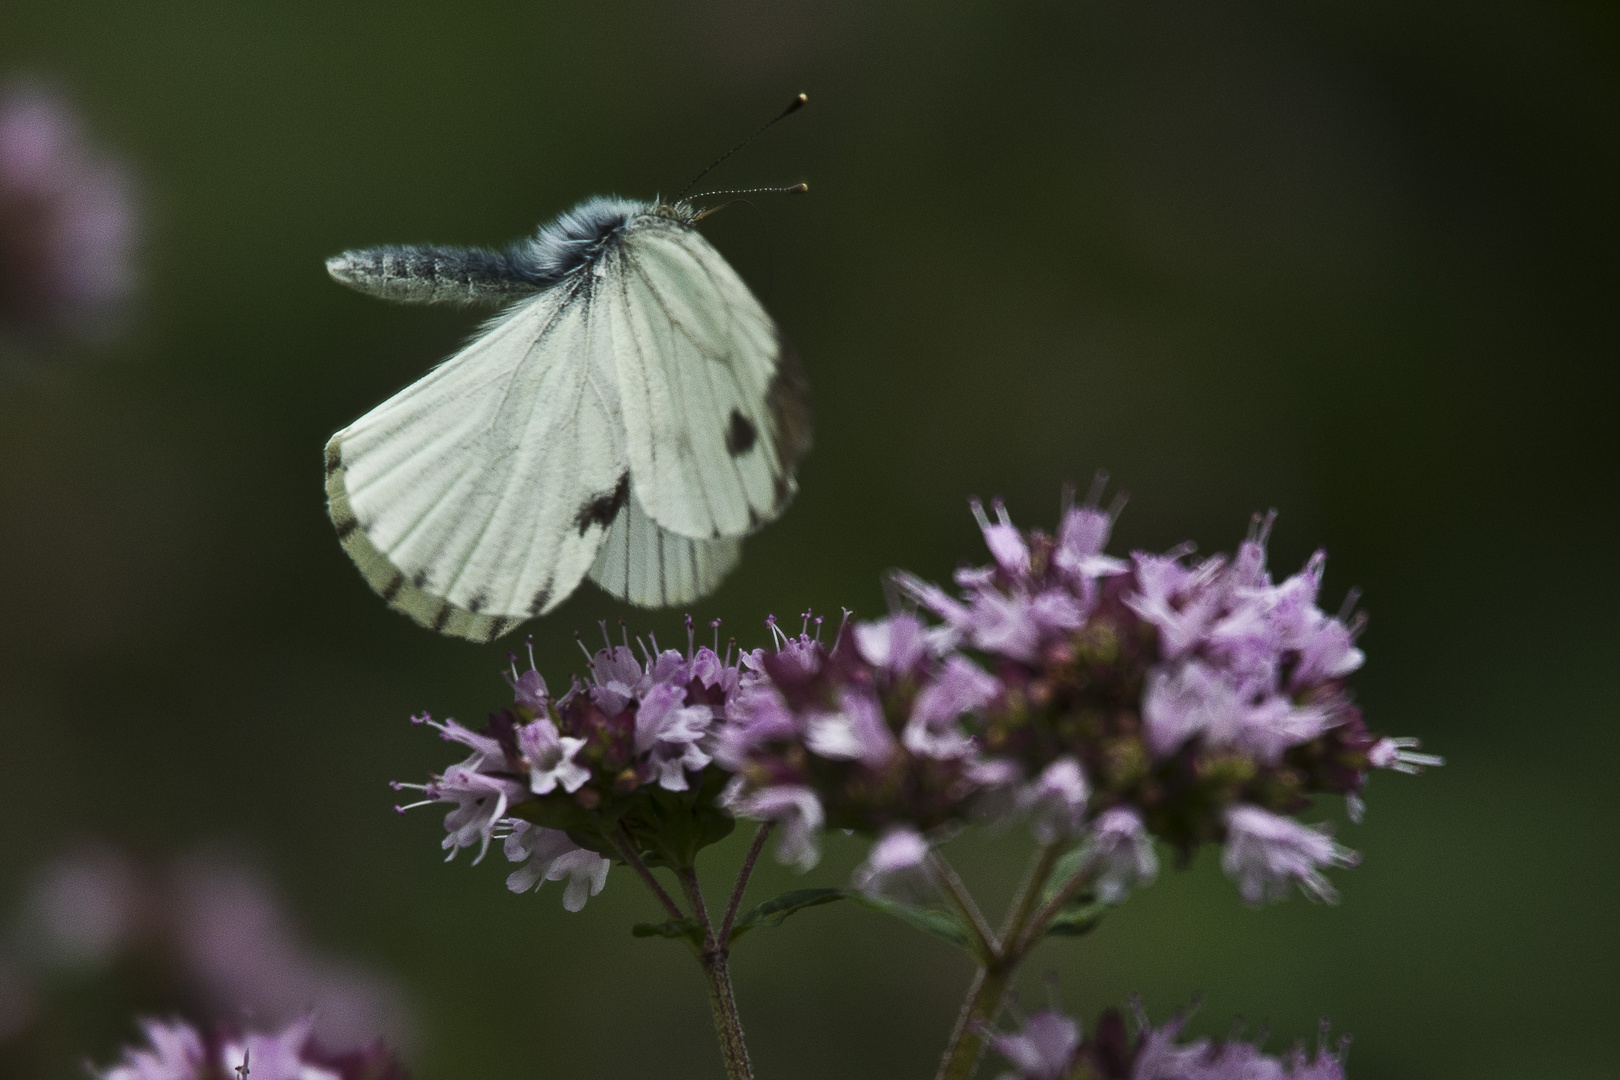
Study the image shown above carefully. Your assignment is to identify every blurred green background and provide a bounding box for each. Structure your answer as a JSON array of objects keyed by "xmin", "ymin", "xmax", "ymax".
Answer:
[{"xmin": 1, "ymin": 1, "xmax": 1616, "ymax": 1077}]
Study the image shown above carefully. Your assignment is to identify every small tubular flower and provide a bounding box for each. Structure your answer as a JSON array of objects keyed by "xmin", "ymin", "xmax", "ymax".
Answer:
[
  {"xmin": 852, "ymin": 828, "xmax": 934, "ymax": 898},
  {"xmin": 499, "ymin": 821, "xmax": 609, "ymax": 911},
  {"xmin": 1020, "ymin": 757, "xmax": 1090, "ymax": 845},
  {"xmin": 396, "ymin": 625, "xmax": 748, "ymax": 905},
  {"xmin": 1220, "ymin": 806, "xmax": 1359, "ymax": 905},
  {"xmin": 987, "ymin": 1009, "xmax": 1080, "ymax": 1080},
  {"xmin": 718, "ymin": 612, "xmax": 997, "ymax": 873},
  {"xmin": 723, "ymin": 784, "xmax": 825, "ymax": 871},
  {"xmin": 1086, "ymin": 806, "xmax": 1160, "ymax": 905}
]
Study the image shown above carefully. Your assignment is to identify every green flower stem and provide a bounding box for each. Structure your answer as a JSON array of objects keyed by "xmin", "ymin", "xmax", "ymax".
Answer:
[
  {"xmin": 696, "ymin": 946, "xmax": 753, "ymax": 1080},
  {"xmin": 1013, "ymin": 854, "xmax": 1101, "ymax": 959},
  {"xmin": 934, "ymin": 962, "xmax": 1016, "ymax": 1080},
  {"xmin": 927, "ymin": 850, "xmax": 1001, "ymax": 964},
  {"xmin": 719, "ymin": 822, "xmax": 775, "ymax": 945},
  {"xmin": 933, "ymin": 842, "xmax": 1066, "ymax": 1080},
  {"xmin": 678, "ymin": 866, "xmax": 755, "ymax": 1080},
  {"xmin": 1000, "ymin": 842, "xmax": 1065, "ymax": 945},
  {"xmin": 612, "ymin": 822, "xmax": 688, "ymax": 922}
]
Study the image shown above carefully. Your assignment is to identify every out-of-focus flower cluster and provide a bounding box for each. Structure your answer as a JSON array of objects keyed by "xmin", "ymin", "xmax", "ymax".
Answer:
[
  {"xmin": 0, "ymin": 82, "xmax": 134, "ymax": 348},
  {"xmin": 888, "ymin": 487, "xmax": 1439, "ymax": 904},
  {"xmin": 987, "ymin": 1004, "xmax": 1345, "ymax": 1080},
  {"xmin": 396, "ymin": 626, "xmax": 748, "ymax": 908},
  {"xmin": 95, "ymin": 1017, "xmax": 405, "ymax": 1080},
  {"xmin": 0, "ymin": 845, "xmax": 409, "ymax": 1052},
  {"xmin": 716, "ymin": 612, "xmax": 998, "ymax": 872}
]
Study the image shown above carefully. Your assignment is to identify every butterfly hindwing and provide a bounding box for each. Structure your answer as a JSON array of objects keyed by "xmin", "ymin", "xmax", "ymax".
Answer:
[
  {"xmin": 588, "ymin": 485, "xmax": 742, "ymax": 608},
  {"xmin": 326, "ymin": 283, "xmax": 627, "ymax": 642},
  {"xmin": 606, "ymin": 220, "xmax": 812, "ymax": 541}
]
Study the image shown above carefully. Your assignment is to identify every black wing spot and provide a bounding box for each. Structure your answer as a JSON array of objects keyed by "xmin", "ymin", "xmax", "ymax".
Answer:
[
  {"xmin": 431, "ymin": 605, "xmax": 452, "ymax": 632},
  {"xmin": 488, "ymin": 617, "xmax": 513, "ymax": 639},
  {"xmin": 575, "ymin": 472, "xmax": 630, "ymax": 536},
  {"xmin": 725, "ymin": 409, "xmax": 758, "ymax": 457},
  {"xmin": 381, "ymin": 572, "xmax": 404, "ymax": 602},
  {"xmin": 324, "ymin": 451, "xmax": 343, "ymax": 476},
  {"xmin": 334, "ymin": 518, "xmax": 358, "ymax": 540},
  {"xmin": 466, "ymin": 591, "xmax": 488, "ymax": 614},
  {"xmin": 412, "ymin": 569, "xmax": 430, "ymax": 588},
  {"xmin": 528, "ymin": 588, "xmax": 551, "ymax": 615}
]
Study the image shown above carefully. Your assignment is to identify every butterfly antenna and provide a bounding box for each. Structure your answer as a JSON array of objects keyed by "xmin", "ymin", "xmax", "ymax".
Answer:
[
  {"xmin": 678, "ymin": 93, "xmax": 808, "ymax": 200},
  {"xmin": 689, "ymin": 185, "xmax": 807, "ymax": 222}
]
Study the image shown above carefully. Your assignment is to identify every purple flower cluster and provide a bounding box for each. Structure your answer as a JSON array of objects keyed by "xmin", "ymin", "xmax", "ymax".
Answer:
[
  {"xmin": 396, "ymin": 627, "xmax": 747, "ymax": 907},
  {"xmin": 716, "ymin": 612, "xmax": 998, "ymax": 871},
  {"xmin": 397, "ymin": 487, "xmax": 1438, "ymax": 911},
  {"xmin": 893, "ymin": 487, "xmax": 1440, "ymax": 904},
  {"xmin": 95, "ymin": 1017, "xmax": 405, "ymax": 1080},
  {"xmin": 0, "ymin": 83, "xmax": 134, "ymax": 343},
  {"xmin": 988, "ymin": 1005, "xmax": 1345, "ymax": 1080}
]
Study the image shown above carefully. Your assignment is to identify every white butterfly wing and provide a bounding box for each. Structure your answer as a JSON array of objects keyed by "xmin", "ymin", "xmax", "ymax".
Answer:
[
  {"xmin": 588, "ymin": 485, "xmax": 741, "ymax": 608},
  {"xmin": 604, "ymin": 221, "xmax": 812, "ymax": 541},
  {"xmin": 326, "ymin": 283, "xmax": 627, "ymax": 642}
]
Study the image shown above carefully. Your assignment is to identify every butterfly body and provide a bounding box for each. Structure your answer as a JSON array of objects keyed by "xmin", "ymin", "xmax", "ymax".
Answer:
[{"xmin": 325, "ymin": 196, "xmax": 811, "ymax": 642}]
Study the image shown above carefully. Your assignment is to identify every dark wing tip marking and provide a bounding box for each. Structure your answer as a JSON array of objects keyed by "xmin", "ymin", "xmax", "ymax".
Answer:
[
  {"xmin": 528, "ymin": 588, "xmax": 550, "ymax": 615},
  {"xmin": 431, "ymin": 605, "xmax": 453, "ymax": 632},
  {"xmin": 574, "ymin": 472, "xmax": 630, "ymax": 537},
  {"xmin": 488, "ymin": 617, "xmax": 514, "ymax": 639},
  {"xmin": 380, "ymin": 572, "xmax": 405, "ymax": 603},
  {"xmin": 412, "ymin": 569, "xmax": 430, "ymax": 588},
  {"xmin": 725, "ymin": 409, "xmax": 758, "ymax": 457},
  {"xmin": 334, "ymin": 517, "xmax": 358, "ymax": 540},
  {"xmin": 766, "ymin": 329, "xmax": 813, "ymax": 493},
  {"xmin": 466, "ymin": 591, "xmax": 488, "ymax": 614}
]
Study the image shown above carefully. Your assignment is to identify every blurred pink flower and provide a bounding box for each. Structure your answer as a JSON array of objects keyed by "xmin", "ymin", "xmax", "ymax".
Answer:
[
  {"xmin": 0, "ymin": 80, "xmax": 136, "ymax": 343},
  {"xmin": 6, "ymin": 845, "xmax": 409, "ymax": 1054},
  {"xmin": 17, "ymin": 843, "xmax": 142, "ymax": 967},
  {"xmin": 170, "ymin": 855, "xmax": 411, "ymax": 1053}
]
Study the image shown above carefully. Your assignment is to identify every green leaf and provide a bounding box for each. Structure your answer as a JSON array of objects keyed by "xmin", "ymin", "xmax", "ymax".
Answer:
[
  {"xmin": 728, "ymin": 888, "xmax": 847, "ymax": 943},
  {"xmin": 1039, "ymin": 846, "xmax": 1090, "ymax": 903},
  {"xmin": 630, "ymin": 918, "xmax": 704, "ymax": 947},
  {"xmin": 1035, "ymin": 845, "xmax": 1109, "ymax": 939},
  {"xmin": 1042, "ymin": 894, "xmax": 1107, "ymax": 938},
  {"xmin": 844, "ymin": 891, "xmax": 974, "ymax": 951},
  {"xmin": 621, "ymin": 769, "xmax": 738, "ymax": 870},
  {"xmin": 513, "ymin": 768, "xmax": 739, "ymax": 869}
]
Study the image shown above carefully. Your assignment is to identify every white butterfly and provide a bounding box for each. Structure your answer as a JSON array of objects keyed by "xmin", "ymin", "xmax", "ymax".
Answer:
[{"xmin": 323, "ymin": 196, "xmax": 812, "ymax": 642}]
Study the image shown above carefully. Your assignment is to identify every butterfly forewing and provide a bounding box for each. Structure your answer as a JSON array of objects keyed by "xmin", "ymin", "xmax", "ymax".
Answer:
[
  {"xmin": 327, "ymin": 284, "xmax": 629, "ymax": 641},
  {"xmin": 607, "ymin": 221, "xmax": 807, "ymax": 541}
]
